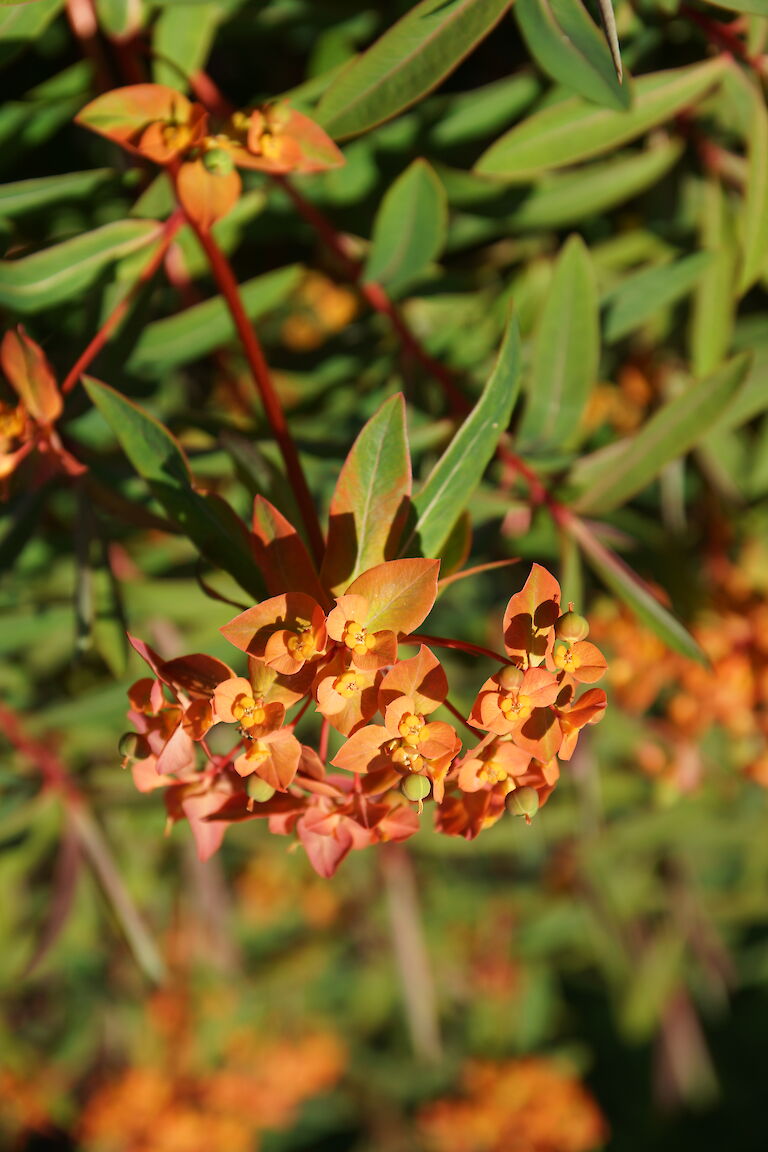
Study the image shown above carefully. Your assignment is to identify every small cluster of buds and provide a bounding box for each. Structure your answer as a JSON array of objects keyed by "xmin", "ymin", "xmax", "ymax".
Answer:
[
  {"xmin": 122, "ymin": 556, "xmax": 607, "ymax": 876},
  {"xmin": 0, "ymin": 327, "xmax": 82, "ymax": 495},
  {"xmin": 76, "ymin": 85, "xmax": 343, "ymax": 229}
]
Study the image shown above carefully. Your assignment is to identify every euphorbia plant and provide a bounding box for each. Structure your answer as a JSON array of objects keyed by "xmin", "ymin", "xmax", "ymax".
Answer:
[{"xmin": 118, "ymin": 387, "xmax": 608, "ymax": 876}]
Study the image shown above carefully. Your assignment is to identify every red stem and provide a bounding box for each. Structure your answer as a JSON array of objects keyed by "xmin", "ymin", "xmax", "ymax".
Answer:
[
  {"xmin": 175, "ymin": 184, "xmax": 324, "ymax": 565},
  {"xmin": 407, "ymin": 632, "xmax": 509, "ymax": 665},
  {"xmin": 442, "ymin": 696, "xmax": 483, "ymax": 738},
  {"xmin": 319, "ymin": 717, "xmax": 330, "ymax": 762},
  {"xmin": 61, "ymin": 211, "xmax": 185, "ymax": 395}
]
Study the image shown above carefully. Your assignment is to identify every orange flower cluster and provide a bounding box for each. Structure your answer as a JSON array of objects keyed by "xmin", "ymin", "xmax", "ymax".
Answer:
[
  {"xmin": 77, "ymin": 990, "xmax": 343, "ymax": 1152},
  {"xmin": 591, "ymin": 545, "xmax": 768, "ymax": 790},
  {"xmin": 76, "ymin": 85, "xmax": 343, "ymax": 229},
  {"xmin": 418, "ymin": 1058, "xmax": 608, "ymax": 1152},
  {"xmin": 0, "ymin": 327, "xmax": 82, "ymax": 495},
  {"xmin": 122, "ymin": 554, "xmax": 607, "ymax": 876}
]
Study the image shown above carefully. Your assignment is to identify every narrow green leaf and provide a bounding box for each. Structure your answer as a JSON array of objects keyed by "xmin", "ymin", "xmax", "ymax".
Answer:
[
  {"xmin": 95, "ymin": 0, "xmax": 140, "ymax": 37},
  {"xmin": 689, "ymin": 178, "xmax": 737, "ymax": 377},
  {"xmin": 603, "ymin": 252, "xmax": 712, "ymax": 344},
  {"xmin": 401, "ymin": 315, "xmax": 522, "ymax": 558},
  {"xmin": 152, "ymin": 3, "xmax": 220, "ymax": 88},
  {"xmin": 570, "ymin": 354, "xmax": 751, "ymax": 514},
  {"xmin": 518, "ymin": 235, "xmax": 598, "ymax": 450},
  {"xmin": 0, "ymin": 170, "xmax": 113, "ymax": 218},
  {"xmin": 363, "ymin": 160, "xmax": 447, "ymax": 295},
  {"xmin": 322, "ymin": 394, "xmax": 412, "ymax": 593},
  {"xmin": 429, "ymin": 73, "xmax": 541, "ymax": 149},
  {"xmin": 0, "ymin": 0, "xmax": 63, "ymax": 69},
  {"xmin": 701, "ymin": 0, "xmax": 768, "ymax": 15},
  {"xmin": 0, "ymin": 63, "xmax": 92, "ymax": 159},
  {"xmin": 568, "ymin": 517, "xmax": 707, "ymax": 663},
  {"xmin": 82, "ymin": 378, "xmax": 262, "ymax": 599},
  {"xmin": 0, "ymin": 220, "xmax": 161, "ymax": 314},
  {"xmin": 515, "ymin": 0, "xmax": 629, "ymax": 111},
  {"xmin": 317, "ymin": 0, "xmax": 512, "ymax": 139},
  {"xmin": 128, "ymin": 265, "xmax": 302, "ymax": 374},
  {"xmin": 738, "ymin": 77, "xmax": 768, "ymax": 294},
  {"xmin": 475, "ymin": 58, "xmax": 726, "ymax": 180}
]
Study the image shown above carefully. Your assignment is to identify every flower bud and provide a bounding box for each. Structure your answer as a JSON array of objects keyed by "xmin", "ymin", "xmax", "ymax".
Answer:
[
  {"xmin": 118, "ymin": 732, "xmax": 149, "ymax": 760},
  {"xmin": 505, "ymin": 785, "xmax": 539, "ymax": 820},
  {"xmin": 555, "ymin": 610, "xmax": 589, "ymax": 643},
  {"xmin": 246, "ymin": 776, "xmax": 276, "ymax": 803},
  {"xmin": 401, "ymin": 774, "xmax": 431, "ymax": 803},
  {"xmin": 202, "ymin": 147, "xmax": 235, "ymax": 175}
]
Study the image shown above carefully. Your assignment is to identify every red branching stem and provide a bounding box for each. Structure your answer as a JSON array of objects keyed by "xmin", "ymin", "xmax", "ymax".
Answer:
[
  {"xmin": 189, "ymin": 70, "xmax": 235, "ymax": 119},
  {"xmin": 407, "ymin": 632, "xmax": 510, "ymax": 665},
  {"xmin": 680, "ymin": 8, "xmax": 752, "ymax": 62},
  {"xmin": 319, "ymin": 717, "xmax": 330, "ymax": 763},
  {"xmin": 0, "ymin": 702, "xmax": 77, "ymax": 799},
  {"xmin": 288, "ymin": 694, "xmax": 313, "ymax": 731},
  {"xmin": 175, "ymin": 192, "xmax": 324, "ymax": 565},
  {"xmin": 62, "ymin": 211, "xmax": 185, "ymax": 395},
  {"xmin": 442, "ymin": 696, "xmax": 483, "ymax": 738}
]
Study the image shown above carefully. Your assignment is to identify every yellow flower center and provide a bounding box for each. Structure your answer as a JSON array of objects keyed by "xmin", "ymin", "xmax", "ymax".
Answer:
[
  {"xmin": 499, "ymin": 692, "xmax": 533, "ymax": 721},
  {"xmin": 397, "ymin": 712, "xmax": 425, "ymax": 746},
  {"xmin": 343, "ymin": 619, "xmax": 377, "ymax": 657},
  {"xmin": 480, "ymin": 760, "xmax": 508, "ymax": 785},
  {"xmin": 554, "ymin": 645, "xmax": 581, "ymax": 673},
  {"xmin": 391, "ymin": 744, "xmax": 424, "ymax": 773},
  {"xmin": 333, "ymin": 670, "xmax": 363, "ymax": 698},
  {"xmin": 0, "ymin": 403, "xmax": 24, "ymax": 445},
  {"xmin": 232, "ymin": 694, "xmax": 266, "ymax": 729}
]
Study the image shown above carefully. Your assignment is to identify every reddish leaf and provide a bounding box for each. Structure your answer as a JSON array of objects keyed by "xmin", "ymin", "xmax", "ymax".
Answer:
[
  {"xmin": 503, "ymin": 563, "xmax": 561, "ymax": 665},
  {"xmin": 321, "ymin": 394, "xmax": 411, "ymax": 594},
  {"xmin": 1, "ymin": 327, "xmax": 61, "ymax": 424},
  {"xmin": 252, "ymin": 495, "xmax": 328, "ymax": 603},
  {"xmin": 298, "ymin": 817, "xmax": 354, "ymax": 877},
  {"xmin": 244, "ymin": 103, "xmax": 345, "ymax": 173},
  {"xmin": 75, "ymin": 84, "xmax": 202, "ymax": 158},
  {"xmin": 176, "ymin": 158, "xmax": 241, "ymax": 229},
  {"xmin": 220, "ymin": 592, "xmax": 324, "ymax": 654},
  {"xmin": 344, "ymin": 558, "xmax": 439, "ymax": 636},
  {"xmin": 511, "ymin": 707, "xmax": 562, "ymax": 761},
  {"xmin": 378, "ymin": 645, "xmax": 447, "ymax": 714},
  {"xmin": 160, "ymin": 653, "xmax": 233, "ymax": 697}
]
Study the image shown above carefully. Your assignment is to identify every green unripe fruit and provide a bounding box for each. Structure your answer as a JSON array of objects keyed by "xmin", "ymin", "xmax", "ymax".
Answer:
[
  {"xmin": 555, "ymin": 610, "xmax": 589, "ymax": 643},
  {"xmin": 402, "ymin": 774, "xmax": 431, "ymax": 802},
  {"xmin": 498, "ymin": 663, "xmax": 525, "ymax": 690},
  {"xmin": 246, "ymin": 776, "xmax": 276, "ymax": 803},
  {"xmin": 506, "ymin": 786, "xmax": 539, "ymax": 820},
  {"xmin": 202, "ymin": 147, "xmax": 235, "ymax": 175},
  {"xmin": 118, "ymin": 732, "xmax": 149, "ymax": 760}
]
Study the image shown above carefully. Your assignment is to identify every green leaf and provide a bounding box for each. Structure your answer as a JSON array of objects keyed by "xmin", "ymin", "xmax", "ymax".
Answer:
[
  {"xmin": 317, "ymin": 0, "xmax": 512, "ymax": 139},
  {"xmin": 518, "ymin": 235, "xmax": 598, "ymax": 450},
  {"xmin": 515, "ymin": 0, "xmax": 629, "ymax": 111},
  {"xmin": 428, "ymin": 73, "xmax": 541, "ymax": 149},
  {"xmin": 0, "ymin": 170, "xmax": 113, "ymax": 218},
  {"xmin": 0, "ymin": 63, "xmax": 92, "ymax": 159},
  {"xmin": 0, "ymin": 220, "xmax": 161, "ymax": 314},
  {"xmin": 322, "ymin": 394, "xmax": 411, "ymax": 594},
  {"xmin": 94, "ymin": 0, "xmax": 140, "ymax": 37},
  {"xmin": 689, "ymin": 178, "xmax": 737, "ymax": 378},
  {"xmin": 0, "ymin": 0, "xmax": 63, "ymax": 69},
  {"xmin": 400, "ymin": 314, "xmax": 522, "ymax": 558},
  {"xmin": 152, "ymin": 2, "xmax": 220, "ymax": 88},
  {"xmin": 82, "ymin": 378, "xmax": 262, "ymax": 599},
  {"xmin": 603, "ymin": 251, "xmax": 712, "ymax": 344},
  {"xmin": 363, "ymin": 160, "xmax": 447, "ymax": 295},
  {"xmin": 568, "ymin": 518, "xmax": 707, "ymax": 663},
  {"xmin": 127, "ymin": 265, "xmax": 302, "ymax": 375},
  {"xmin": 738, "ymin": 77, "xmax": 768, "ymax": 294},
  {"xmin": 475, "ymin": 58, "xmax": 726, "ymax": 180},
  {"xmin": 570, "ymin": 354, "xmax": 751, "ymax": 514},
  {"xmin": 700, "ymin": 0, "xmax": 768, "ymax": 15}
]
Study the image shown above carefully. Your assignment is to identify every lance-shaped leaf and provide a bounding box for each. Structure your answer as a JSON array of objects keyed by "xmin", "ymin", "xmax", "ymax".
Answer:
[
  {"xmin": 322, "ymin": 394, "xmax": 411, "ymax": 594},
  {"xmin": 0, "ymin": 0, "xmax": 62, "ymax": 70},
  {"xmin": 700, "ymin": 0, "xmax": 768, "ymax": 15},
  {"xmin": 317, "ymin": 0, "xmax": 512, "ymax": 139},
  {"xmin": 1, "ymin": 327, "xmax": 61, "ymax": 424},
  {"xmin": 152, "ymin": 2, "xmax": 220, "ymax": 89},
  {"xmin": 570, "ymin": 354, "xmax": 750, "ymax": 514},
  {"xmin": 128, "ymin": 265, "xmax": 302, "ymax": 375},
  {"xmin": 0, "ymin": 220, "xmax": 161, "ymax": 314},
  {"xmin": 738, "ymin": 76, "xmax": 768, "ymax": 295},
  {"xmin": 603, "ymin": 252, "xmax": 713, "ymax": 344},
  {"xmin": 0, "ymin": 169, "xmax": 113, "ymax": 217},
  {"xmin": 344, "ymin": 558, "xmax": 439, "ymax": 635},
  {"xmin": 400, "ymin": 315, "xmax": 521, "ymax": 558},
  {"xmin": 83, "ymin": 377, "xmax": 262, "ymax": 599},
  {"xmin": 568, "ymin": 517, "xmax": 706, "ymax": 663},
  {"xmin": 518, "ymin": 235, "xmax": 598, "ymax": 451},
  {"xmin": 253, "ymin": 496, "xmax": 328, "ymax": 604},
  {"xmin": 363, "ymin": 160, "xmax": 447, "ymax": 296},
  {"xmin": 515, "ymin": 0, "xmax": 629, "ymax": 111},
  {"xmin": 475, "ymin": 58, "xmax": 726, "ymax": 180},
  {"xmin": 690, "ymin": 178, "xmax": 737, "ymax": 379},
  {"xmin": 75, "ymin": 83, "xmax": 197, "ymax": 151}
]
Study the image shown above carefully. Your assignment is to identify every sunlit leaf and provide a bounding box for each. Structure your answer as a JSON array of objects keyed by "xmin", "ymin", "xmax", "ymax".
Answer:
[{"xmin": 363, "ymin": 160, "xmax": 447, "ymax": 296}]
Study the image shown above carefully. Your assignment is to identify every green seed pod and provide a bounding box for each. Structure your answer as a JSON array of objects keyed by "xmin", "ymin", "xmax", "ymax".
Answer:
[
  {"xmin": 402, "ymin": 774, "xmax": 431, "ymax": 802},
  {"xmin": 555, "ymin": 610, "xmax": 589, "ymax": 643},
  {"xmin": 498, "ymin": 663, "xmax": 525, "ymax": 690},
  {"xmin": 202, "ymin": 147, "xmax": 235, "ymax": 175},
  {"xmin": 506, "ymin": 786, "xmax": 540, "ymax": 819},
  {"xmin": 118, "ymin": 732, "xmax": 149, "ymax": 760},
  {"xmin": 246, "ymin": 776, "xmax": 276, "ymax": 803}
]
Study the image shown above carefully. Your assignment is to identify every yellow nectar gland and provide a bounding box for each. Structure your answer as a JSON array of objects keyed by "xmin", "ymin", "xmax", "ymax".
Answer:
[
  {"xmin": 499, "ymin": 692, "xmax": 533, "ymax": 722},
  {"xmin": 0, "ymin": 404, "xmax": 24, "ymax": 446},
  {"xmin": 162, "ymin": 121, "xmax": 193, "ymax": 151},
  {"xmin": 343, "ymin": 620, "xmax": 377, "ymax": 658},
  {"xmin": 478, "ymin": 759, "xmax": 508, "ymax": 786},
  {"xmin": 397, "ymin": 712, "xmax": 425, "ymax": 746},
  {"xmin": 243, "ymin": 740, "xmax": 270, "ymax": 765},
  {"xmin": 232, "ymin": 693, "xmax": 266, "ymax": 730},
  {"xmin": 554, "ymin": 643, "xmax": 582, "ymax": 673},
  {"xmin": 286, "ymin": 618, "xmax": 318, "ymax": 661},
  {"xmin": 389, "ymin": 740, "xmax": 424, "ymax": 773},
  {"xmin": 333, "ymin": 670, "xmax": 363, "ymax": 699}
]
